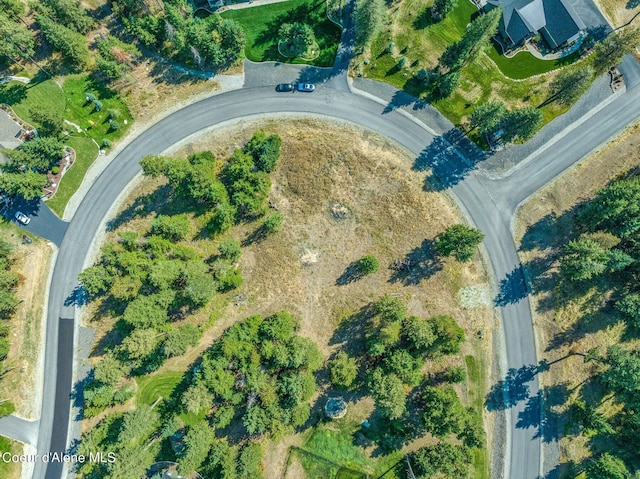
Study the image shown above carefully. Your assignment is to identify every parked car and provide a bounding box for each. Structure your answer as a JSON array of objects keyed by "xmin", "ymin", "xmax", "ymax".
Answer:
[
  {"xmin": 15, "ymin": 211, "xmax": 30, "ymax": 225},
  {"xmin": 276, "ymin": 83, "xmax": 294, "ymax": 92},
  {"xmin": 297, "ymin": 83, "xmax": 315, "ymax": 92}
]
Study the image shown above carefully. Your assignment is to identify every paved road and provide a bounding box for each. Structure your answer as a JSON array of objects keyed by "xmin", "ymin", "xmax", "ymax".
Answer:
[{"xmin": 0, "ymin": 416, "xmax": 39, "ymax": 447}]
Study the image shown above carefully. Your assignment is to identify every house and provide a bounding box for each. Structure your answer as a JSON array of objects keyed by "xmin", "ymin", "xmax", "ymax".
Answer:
[
  {"xmin": 0, "ymin": 110, "xmax": 23, "ymax": 151},
  {"xmin": 487, "ymin": 0, "xmax": 586, "ymax": 49}
]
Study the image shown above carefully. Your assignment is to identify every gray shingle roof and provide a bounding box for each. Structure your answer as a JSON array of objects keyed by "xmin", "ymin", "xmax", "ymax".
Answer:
[
  {"xmin": 487, "ymin": 0, "xmax": 584, "ymax": 47},
  {"xmin": 0, "ymin": 111, "xmax": 23, "ymax": 151}
]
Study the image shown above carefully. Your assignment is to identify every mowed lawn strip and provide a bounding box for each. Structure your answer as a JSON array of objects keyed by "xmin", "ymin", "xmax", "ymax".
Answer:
[
  {"xmin": 486, "ymin": 43, "xmax": 581, "ymax": 79},
  {"xmin": 220, "ymin": 0, "xmax": 341, "ymax": 66},
  {"xmin": 46, "ymin": 135, "xmax": 99, "ymax": 217}
]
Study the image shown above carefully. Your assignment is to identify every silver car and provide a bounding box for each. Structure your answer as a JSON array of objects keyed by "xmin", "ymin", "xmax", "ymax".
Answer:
[
  {"xmin": 297, "ymin": 83, "xmax": 315, "ymax": 92},
  {"xmin": 15, "ymin": 211, "xmax": 30, "ymax": 225}
]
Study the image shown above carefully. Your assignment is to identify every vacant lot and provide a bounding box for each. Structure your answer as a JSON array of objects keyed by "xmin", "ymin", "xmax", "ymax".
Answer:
[
  {"xmin": 515, "ymin": 121, "xmax": 640, "ymax": 470},
  {"xmin": 0, "ymin": 224, "xmax": 52, "ymax": 420},
  {"xmin": 594, "ymin": 0, "xmax": 640, "ymax": 27}
]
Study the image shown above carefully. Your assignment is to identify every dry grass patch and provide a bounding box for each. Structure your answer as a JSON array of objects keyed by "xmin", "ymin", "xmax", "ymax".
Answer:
[
  {"xmin": 594, "ymin": 0, "xmax": 640, "ymax": 28},
  {"xmin": 515, "ymin": 120, "xmax": 640, "ymax": 468},
  {"xmin": 0, "ymin": 227, "xmax": 53, "ymax": 419}
]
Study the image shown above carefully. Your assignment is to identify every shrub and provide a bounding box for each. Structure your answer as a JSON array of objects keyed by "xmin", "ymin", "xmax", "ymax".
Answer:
[
  {"xmin": 107, "ymin": 109, "xmax": 120, "ymax": 120},
  {"xmin": 51, "ymin": 166, "xmax": 60, "ymax": 174},
  {"xmin": 109, "ymin": 120, "xmax": 119, "ymax": 131},
  {"xmin": 262, "ymin": 213, "xmax": 283, "ymax": 235},
  {"xmin": 93, "ymin": 99, "xmax": 103, "ymax": 112},
  {"xmin": 101, "ymin": 138, "xmax": 111, "ymax": 148},
  {"xmin": 357, "ymin": 254, "xmax": 379, "ymax": 275}
]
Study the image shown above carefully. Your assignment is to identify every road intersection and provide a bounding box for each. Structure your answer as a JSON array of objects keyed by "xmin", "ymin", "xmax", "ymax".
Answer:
[{"xmin": 3, "ymin": 10, "xmax": 640, "ymax": 479}]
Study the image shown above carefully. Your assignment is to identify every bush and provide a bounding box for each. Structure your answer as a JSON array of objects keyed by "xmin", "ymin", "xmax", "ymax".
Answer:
[
  {"xmin": 357, "ymin": 254, "xmax": 379, "ymax": 275},
  {"xmin": 107, "ymin": 109, "xmax": 120, "ymax": 120},
  {"xmin": 329, "ymin": 351, "xmax": 358, "ymax": 389},
  {"xmin": 93, "ymin": 99, "xmax": 103, "ymax": 112},
  {"xmin": 109, "ymin": 120, "xmax": 119, "ymax": 131},
  {"xmin": 101, "ymin": 138, "xmax": 112, "ymax": 148},
  {"xmin": 51, "ymin": 166, "xmax": 60, "ymax": 174},
  {"xmin": 444, "ymin": 365, "xmax": 466, "ymax": 383},
  {"xmin": 0, "ymin": 400, "xmax": 15, "ymax": 418},
  {"xmin": 218, "ymin": 238, "xmax": 242, "ymax": 262},
  {"xmin": 262, "ymin": 213, "xmax": 283, "ymax": 235}
]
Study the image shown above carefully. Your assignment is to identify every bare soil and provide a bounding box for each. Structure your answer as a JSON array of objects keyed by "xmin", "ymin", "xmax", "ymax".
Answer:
[
  {"xmin": 0, "ymin": 229, "xmax": 53, "ymax": 420},
  {"xmin": 594, "ymin": 0, "xmax": 640, "ymax": 28},
  {"xmin": 514, "ymin": 120, "xmax": 640, "ymax": 468},
  {"xmin": 86, "ymin": 118, "xmax": 495, "ymax": 477}
]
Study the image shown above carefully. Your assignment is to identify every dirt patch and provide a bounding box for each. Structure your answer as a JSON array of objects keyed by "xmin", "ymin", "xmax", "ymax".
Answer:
[
  {"xmin": 514, "ymin": 119, "xmax": 640, "ymax": 468},
  {"xmin": 0, "ymin": 229, "xmax": 53, "ymax": 420},
  {"xmin": 593, "ymin": 0, "xmax": 640, "ymax": 28}
]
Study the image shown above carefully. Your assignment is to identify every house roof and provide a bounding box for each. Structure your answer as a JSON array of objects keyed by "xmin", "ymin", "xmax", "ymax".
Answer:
[
  {"xmin": 487, "ymin": 0, "xmax": 584, "ymax": 46},
  {"xmin": 0, "ymin": 111, "xmax": 23, "ymax": 151}
]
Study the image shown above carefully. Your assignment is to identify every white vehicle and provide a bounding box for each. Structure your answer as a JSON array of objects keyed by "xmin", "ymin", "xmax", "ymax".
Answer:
[{"xmin": 15, "ymin": 211, "xmax": 30, "ymax": 225}]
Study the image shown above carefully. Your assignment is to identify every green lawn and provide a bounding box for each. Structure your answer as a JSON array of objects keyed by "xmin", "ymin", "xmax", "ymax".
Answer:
[
  {"xmin": 136, "ymin": 371, "xmax": 184, "ymax": 407},
  {"xmin": 0, "ymin": 75, "xmax": 131, "ymax": 145},
  {"xmin": 0, "ymin": 436, "xmax": 20, "ymax": 478},
  {"xmin": 486, "ymin": 43, "xmax": 581, "ymax": 79},
  {"xmin": 220, "ymin": 0, "xmax": 341, "ymax": 66},
  {"xmin": 359, "ymin": 0, "xmax": 580, "ymax": 129},
  {"xmin": 46, "ymin": 135, "xmax": 99, "ymax": 217},
  {"xmin": 466, "ymin": 354, "xmax": 490, "ymax": 479},
  {"xmin": 304, "ymin": 422, "xmax": 402, "ymax": 478}
]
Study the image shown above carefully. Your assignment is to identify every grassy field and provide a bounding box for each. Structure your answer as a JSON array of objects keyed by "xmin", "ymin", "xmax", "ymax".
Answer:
[
  {"xmin": 359, "ymin": 0, "xmax": 577, "ymax": 127},
  {"xmin": 46, "ymin": 135, "xmax": 99, "ymax": 217},
  {"xmin": 466, "ymin": 355, "xmax": 490, "ymax": 479},
  {"xmin": 220, "ymin": 0, "xmax": 341, "ymax": 66}
]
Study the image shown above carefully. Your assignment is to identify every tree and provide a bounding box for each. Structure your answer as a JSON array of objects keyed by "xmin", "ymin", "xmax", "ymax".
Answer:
[
  {"xmin": 93, "ymin": 353, "xmax": 128, "ymax": 385},
  {"xmin": 402, "ymin": 316, "xmax": 435, "ymax": 352},
  {"xmin": 420, "ymin": 385, "xmax": 467, "ymax": 436},
  {"xmin": 431, "ymin": 314, "xmax": 465, "ymax": 354},
  {"xmin": 560, "ymin": 237, "xmax": 633, "ymax": 281},
  {"xmin": 238, "ymin": 443, "xmax": 263, "ymax": 479},
  {"xmin": 30, "ymin": 106, "xmax": 65, "ymax": 138},
  {"xmin": 182, "ymin": 382, "xmax": 214, "ymax": 414},
  {"xmin": 500, "ymin": 107, "xmax": 543, "ymax": 143},
  {"xmin": 548, "ymin": 67, "xmax": 594, "ymax": 105},
  {"xmin": 140, "ymin": 154, "xmax": 169, "ymax": 178},
  {"xmin": 383, "ymin": 349, "xmax": 423, "ymax": 386},
  {"xmin": 591, "ymin": 29, "xmax": 640, "ymax": 75},
  {"xmin": 278, "ymin": 22, "xmax": 316, "ymax": 58},
  {"xmin": 357, "ymin": 254, "xmax": 379, "ymax": 275},
  {"xmin": 435, "ymin": 224, "xmax": 484, "ymax": 262},
  {"xmin": 431, "ymin": 0, "xmax": 457, "ymax": 20},
  {"xmin": 163, "ymin": 324, "xmax": 201, "ymax": 357},
  {"xmin": 374, "ymin": 295, "xmax": 407, "ymax": 324},
  {"xmin": 17, "ymin": 137, "xmax": 65, "ymax": 172},
  {"xmin": 354, "ymin": 0, "xmax": 385, "ymax": 48},
  {"xmin": 39, "ymin": 0, "xmax": 94, "ymax": 34},
  {"xmin": 367, "ymin": 368, "xmax": 406, "ymax": 419},
  {"xmin": 616, "ymin": 293, "xmax": 640, "ymax": 330},
  {"xmin": 600, "ymin": 345, "xmax": 640, "ymax": 396},
  {"xmin": 469, "ymin": 101, "xmax": 507, "ymax": 135},
  {"xmin": 262, "ymin": 212, "xmax": 283, "ymax": 235},
  {"xmin": 118, "ymin": 404, "xmax": 159, "ymax": 443},
  {"xmin": 459, "ymin": 407, "xmax": 485, "ymax": 448},
  {"xmin": 328, "ymin": 351, "xmax": 358, "ymax": 389},
  {"xmin": 410, "ymin": 441, "xmax": 471, "ymax": 478},
  {"xmin": 435, "ymin": 71, "xmax": 460, "ymax": 98},
  {"xmin": 37, "ymin": 15, "xmax": 90, "ymax": 68},
  {"xmin": 0, "ymin": 14, "xmax": 35, "ymax": 63},
  {"xmin": 0, "ymin": 0, "xmax": 25, "ymax": 18},
  {"xmin": 244, "ymin": 131, "xmax": 281, "ymax": 173},
  {"xmin": 120, "ymin": 328, "xmax": 159, "ymax": 359},
  {"xmin": 578, "ymin": 177, "xmax": 640, "ymax": 238},
  {"xmin": 123, "ymin": 295, "xmax": 169, "ymax": 329},
  {"xmin": 178, "ymin": 421, "xmax": 215, "ymax": 475},
  {"xmin": 0, "ymin": 171, "xmax": 47, "ymax": 200},
  {"xmin": 585, "ymin": 453, "xmax": 631, "ymax": 479},
  {"xmin": 151, "ymin": 214, "xmax": 192, "ymax": 241},
  {"xmin": 218, "ymin": 238, "xmax": 242, "ymax": 262}
]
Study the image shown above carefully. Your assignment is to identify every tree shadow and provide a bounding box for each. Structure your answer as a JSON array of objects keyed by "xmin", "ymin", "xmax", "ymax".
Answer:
[
  {"xmin": 64, "ymin": 284, "xmax": 91, "ymax": 307},
  {"xmin": 336, "ymin": 260, "xmax": 364, "ymax": 285},
  {"xmin": 413, "ymin": 128, "xmax": 488, "ymax": 191},
  {"xmin": 328, "ymin": 303, "xmax": 373, "ymax": 356},
  {"xmin": 0, "ymin": 82, "xmax": 28, "ymax": 105},
  {"xmin": 413, "ymin": 8, "xmax": 437, "ymax": 29},
  {"xmin": 105, "ymin": 187, "xmax": 168, "ymax": 231},
  {"xmin": 388, "ymin": 238, "xmax": 442, "ymax": 285},
  {"xmin": 485, "ymin": 363, "xmax": 539, "ymax": 411},
  {"xmin": 382, "ymin": 89, "xmax": 428, "ymax": 114},
  {"xmin": 494, "ymin": 264, "xmax": 529, "ymax": 306},
  {"xmin": 516, "ymin": 383, "xmax": 570, "ymax": 443}
]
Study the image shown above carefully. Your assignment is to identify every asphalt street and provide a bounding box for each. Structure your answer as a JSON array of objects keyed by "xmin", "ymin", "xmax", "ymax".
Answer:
[{"xmin": 5, "ymin": 12, "xmax": 639, "ymax": 477}]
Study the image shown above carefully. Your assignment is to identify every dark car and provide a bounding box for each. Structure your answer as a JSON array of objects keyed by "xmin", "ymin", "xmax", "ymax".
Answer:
[
  {"xmin": 276, "ymin": 83, "xmax": 294, "ymax": 92},
  {"xmin": 297, "ymin": 83, "xmax": 315, "ymax": 92}
]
